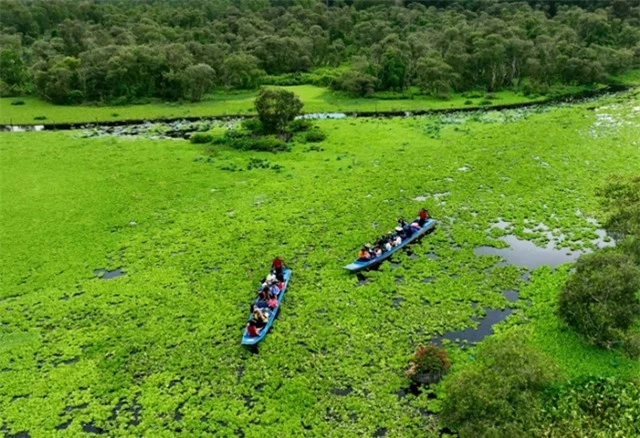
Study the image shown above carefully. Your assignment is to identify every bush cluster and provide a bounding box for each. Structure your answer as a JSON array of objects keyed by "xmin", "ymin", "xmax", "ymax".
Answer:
[
  {"xmin": 212, "ymin": 131, "xmax": 290, "ymax": 153},
  {"xmin": 189, "ymin": 132, "xmax": 214, "ymax": 144},
  {"xmin": 304, "ymin": 129, "xmax": 327, "ymax": 143},
  {"xmin": 406, "ymin": 344, "xmax": 450, "ymax": 386},
  {"xmin": 558, "ymin": 176, "xmax": 640, "ymax": 354},
  {"xmin": 441, "ymin": 334, "xmax": 558, "ymax": 437},
  {"xmin": 542, "ymin": 377, "xmax": 640, "ymax": 436},
  {"xmin": 559, "ymin": 251, "xmax": 640, "ymax": 349}
]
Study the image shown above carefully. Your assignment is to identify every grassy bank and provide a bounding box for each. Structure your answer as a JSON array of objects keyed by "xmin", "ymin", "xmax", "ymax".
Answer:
[
  {"xmin": 0, "ymin": 84, "xmax": 594, "ymax": 126},
  {"xmin": 1, "ymin": 91, "xmax": 639, "ymax": 436}
]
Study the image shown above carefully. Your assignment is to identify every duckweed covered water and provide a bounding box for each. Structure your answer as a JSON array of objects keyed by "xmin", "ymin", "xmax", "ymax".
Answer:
[{"xmin": 1, "ymin": 90, "xmax": 639, "ymax": 436}]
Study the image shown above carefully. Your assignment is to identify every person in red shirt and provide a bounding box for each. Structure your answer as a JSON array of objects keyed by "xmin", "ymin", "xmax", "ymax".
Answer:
[
  {"xmin": 272, "ymin": 257, "xmax": 284, "ymax": 281},
  {"xmin": 418, "ymin": 208, "xmax": 429, "ymax": 226},
  {"xmin": 247, "ymin": 320, "xmax": 260, "ymax": 337}
]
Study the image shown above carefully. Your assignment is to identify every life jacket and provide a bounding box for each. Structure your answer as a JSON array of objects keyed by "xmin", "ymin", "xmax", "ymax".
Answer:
[{"xmin": 247, "ymin": 324, "xmax": 259, "ymax": 337}]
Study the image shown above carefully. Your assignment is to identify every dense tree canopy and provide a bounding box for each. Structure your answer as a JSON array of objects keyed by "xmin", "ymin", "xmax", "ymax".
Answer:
[
  {"xmin": 559, "ymin": 250, "xmax": 640, "ymax": 348},
  {"xmin": 254, "ymin": 88, "xmax": 303, "ymax": 134},
  {"xmin": 441, "ymin": 334, "xmax": 558, "ymax": 437},
  {"xmin": 0, "ymin": 0, "xmax": 639, "ymax": 103}
]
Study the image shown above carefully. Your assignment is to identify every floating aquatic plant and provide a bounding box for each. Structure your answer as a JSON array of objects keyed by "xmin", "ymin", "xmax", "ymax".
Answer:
[{"xmin": 0, "ymin": 90, "xmax": 638, "ymax": 436}]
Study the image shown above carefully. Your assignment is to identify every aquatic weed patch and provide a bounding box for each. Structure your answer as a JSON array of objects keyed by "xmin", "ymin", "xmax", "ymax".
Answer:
[{"xmin": 1, "ymin": 91, "xmax": 639, "ymax": 436}]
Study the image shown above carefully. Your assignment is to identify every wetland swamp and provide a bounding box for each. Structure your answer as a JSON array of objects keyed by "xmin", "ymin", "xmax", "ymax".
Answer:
[{"xmin": 1, "ymin": 89, "xmax": 639, "ymax": 436}]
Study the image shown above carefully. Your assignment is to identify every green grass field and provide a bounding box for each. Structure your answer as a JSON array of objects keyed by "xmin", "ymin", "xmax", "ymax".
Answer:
[
  {"xmin": 1, "ymin": 90, "xmax": 639, "ymax": 436},
  {"xmin": 0, "ymin": 84, "xmax": 584, "ymax": 126}
]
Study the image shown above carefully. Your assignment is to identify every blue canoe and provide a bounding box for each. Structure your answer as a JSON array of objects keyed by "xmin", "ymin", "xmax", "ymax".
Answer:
[
  {"xmin": 241, "ymin": 269, "xmax": 292, "ymax": 346},
  {"xmin": 344, "ymin": 219, "xmax": 437, "ymax": 272}
]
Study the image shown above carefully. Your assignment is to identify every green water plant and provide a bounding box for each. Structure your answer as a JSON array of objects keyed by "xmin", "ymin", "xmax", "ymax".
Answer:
[{"xmin": 542, "ymin": 377, "xmax": 640, "ymax": 436}]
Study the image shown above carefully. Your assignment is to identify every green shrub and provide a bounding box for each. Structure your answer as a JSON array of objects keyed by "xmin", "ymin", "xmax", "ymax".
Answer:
[
  {"xmin": 67, "ymin": 89, "xmax": 84, "ymax": 104},
  {"xmin": 190, "ymin": 132, "xmax": 214, "ymax": 144},
  {"xmin": 250, "ymin": 135, "xmax": 290, "ymax": 152},
  {"xmin": 479, "ymin": 99, "xmax": 492, "ymax": 106},
  {"xmin": 622, "ymin": 332, "xmax": 640, "ymax": 359},
  {"xmin": 331, "ymin": 70, "xmax": 377, "ymax": 97},
  {"xmin": 484, "ymin": 93, "xmax": 497, "ymax": 100},
  {"xmin": 522, "ymin": 82, "xmax": 549, "ymax": 96},
  {"xmin": 597, "ymin": 175, "xmax": 640, "ymax": 238},
  {"xmin": 109, "ymin": 96, "xmax": 130, "ymax": 106},
  {"xmin": 287, "ymin": 118, "xmax": 313, "ymax": 133},
  {"xmin": 464, "ymin": 100, "xmax": 473, "ymax": 105},
  {"xmin": 228, "ymin": 134, "xmax": 290, "ymax": 152},
  {"xmin": 33, "ymin": 116, "xmax": 47, "ymax": 120},
  {"xmin": 225, "ymin": 129, "xmax": 251, "ymax": 140},
  {"xmin": 304, "ymin": 128, "xmax": 326, "ymax": 143},
  {"xmin": 406, "ymin": 344, "xmax": 450, "ymax": 386},
  {"xmin": 260, "ymin": 69, "xmax": 342, "ymax": 87},
  {"xmin": 10, "ymin": 99, "xmax": 24, "ymax": 105},
  {"xmin": 441, "ymin": 334, "xmax": 558, "ymax": 437},
  {"xmin": 558, "ymin": 250, "xmax": 640, "ymax": 348},
  {"xmin": 542, "ymin": 377, "xmax": 640, "ymax": 436},
  {"xmin": 247, "ymin": 157, "xmax": 271, "ymax": 169},
  {"xmin": 241, "ymin": 118, "xmax": 264, "ymax": 134}
]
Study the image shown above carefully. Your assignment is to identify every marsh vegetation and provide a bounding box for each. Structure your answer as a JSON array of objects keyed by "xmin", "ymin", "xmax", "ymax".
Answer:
[
  {"xmin": 1, "ymin": 0, "xmax": 640, "ymax": 436},
  {"xmin": 1, "ymin": 83, "xmax": 639, "ymax": 436}
]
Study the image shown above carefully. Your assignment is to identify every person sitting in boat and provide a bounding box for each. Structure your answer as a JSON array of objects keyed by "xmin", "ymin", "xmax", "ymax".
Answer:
[
  {"xmin": 395, "ymin": 226, "xmax": 405, "ymax": 239},
  {"xmin": 258, "ymin": 286, "xmax": 270, "ymax": 302},
  {"xmin": 403, "ymin": 223, "xmax": 415, "ymax": 238},
  {"xmin": 265, "ymin": 271, "xmax": 277, "ymax": 284},
  {"xmin": 373, "ymin": 245, "xmax": 382, "ymax": 257},
  {"xmin": 272, "ymin": 257, "xmax": 284, "ymax": 281},
  {"xmin": 410, "ymin": 221, "xmax": 421, "ymax": 230},
  {"xmin": 398, "ymin": 217, "xmax": 408, "ymax": 228},
  {"xmin": 418, "ymin": 208, "xmax": 430, "ymax": 226},
  {"xmin": 252, "ymin": 305, "xmax": 269, "ymax": 328},
  {"xmin": 384, "ymin": 239, "xmax": 392, "ymax": 252},
  {"xmin": 269, "ymin": 281, "xmax": 281, "ymax": 297},
  {"xmin": 358, "ymin": 246, "xmax": 372, "ymax": 261},
  {"xmin": 267, "ymin": 293, "xmax": 278, "ymax": 310},
  {"xmin": 247, "ymin": 320, "xmax": 261, "ymax": 337}
]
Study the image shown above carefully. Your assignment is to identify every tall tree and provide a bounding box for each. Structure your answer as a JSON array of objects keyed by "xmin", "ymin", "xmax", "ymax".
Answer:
[
  {"xmin": 254, "ymin": 88, "xmax": 303, "ymax": 134},
  {"xmin": 181, "ymin": 63, "xmax": 215, "ymax": 101}
]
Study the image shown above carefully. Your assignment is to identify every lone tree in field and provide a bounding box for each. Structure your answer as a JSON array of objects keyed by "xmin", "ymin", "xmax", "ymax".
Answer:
[
  {"xmin": 559, "ymin": 250, "xmax": 640, "ymax": 348},
  {"xmin": 181, "ymin": 63, "xmax": 215, "ymax": 102},
  {"xmin": 254, "ymin": 88, "xmax": 303, "ymax": 135}
]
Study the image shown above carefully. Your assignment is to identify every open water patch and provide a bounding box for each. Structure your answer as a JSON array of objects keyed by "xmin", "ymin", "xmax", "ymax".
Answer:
[
  {"xmin": 475, "ymin": 235, "xmax": 582, "ymax": 269},
  {"xmin": 297, "ymin": 113, "xmax": 346, "ymax": 120},
  {"xmin": 331, "ymin": 386, "xmax": 352, "ymax": 396},
  {"xmin": 94, "ymin": 268, "xmax": 126, "ymax": 280},
  {"xmin": 502, "ymin": 290, "xmax": 519, "ymax": 303},
  {"xmin": 434, "ymin": 307, "xmax": 513, "ymax": 347}
]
